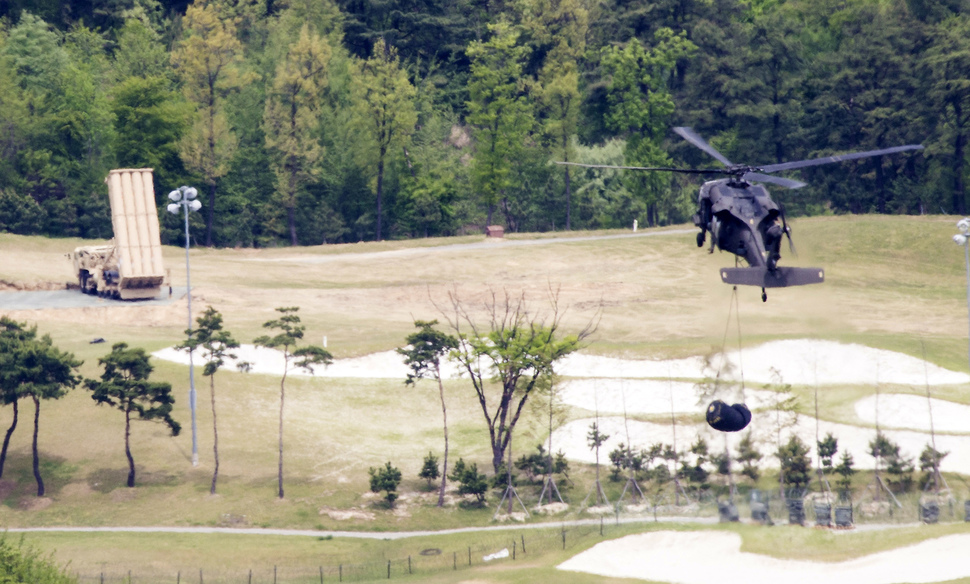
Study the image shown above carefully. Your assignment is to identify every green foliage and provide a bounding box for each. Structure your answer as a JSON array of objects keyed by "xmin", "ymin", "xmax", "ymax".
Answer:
[
  {"xmin": 111, "ymin": 75, "xmax": 189, "ymax": 192},
  {"xmin": 736, "ymin": 431, "xmax": 762, "ymax": 482},
  {"xmin": 448, "ymin": 458, "xmax": 488, "ymax": 504},
  {"xmin": 775, "ymin": 435, "xmax": 812, "ymax": 492},
  {"xmin": 868, "ymin": 431, "xmax": 914, "ymax": 494},
  {"xmin": 918, "ymin": 443, "xmax": 948, "ymax": 490},
  {"xmin": 514, "ymin": 444, "xmax": 568, "ymax": 483},
  {"xmin": 255, "ymin": 306, "xmax": 332, "ymax": 498},
  {"xmin": 466, "ymin": 20, "xmax": 535, "ymax": 227},
  {"xmin": 84, "ymin": 342, "xmax": 180, "ymax": 488},
  {"xmin": 368, "ymin": 461, "xmax": 402, "ymax": 507},
  {"xmin": 679, "ymin": 436, "xmax": 711, "ymax": 491},
  {"xmin": 817, "ymin": 432, "xmax": 838, "ymax": 473},
  {"xmin": 0, "ymin": 1, "xmax": 964, "ymax": 242},
  {"xmin": 398, "ymin": 320, "xmax": 458, "ymax": 385},
  {"xmin": 0, "ymin": 535, "xmax": 77, "ymax": 584},
  {"xmin": 449, "ymin": 291, "xmax": 586, "ymax": 474},
  {"xmin": 176, "ymin": 307, "xmax": 241, "ymax": 494},
  {"xmin": 264, "ymin": 23, "xmax": 331, "ymax": 245},
  {"xmin": 350, "ymin": 37, "xmax": 417, "ymax": 241},
  {"xmin": 418, "ymin": 451, "xmax": 440, "ymax": 486},
  {"xmin": 834, "ymin": 450, "xmax": 856, "ymax": 499}
]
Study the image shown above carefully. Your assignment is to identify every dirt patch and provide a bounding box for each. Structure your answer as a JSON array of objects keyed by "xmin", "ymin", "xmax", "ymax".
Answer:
[
  {"xmin": 0, "ymin": 480, "xmax": 17, "ymax": 501},
  {"xmin": 493, "ymin": 512, "xmax": 528, "ymax": 522},
  {"xmin": 109, "ymin": 487, "xmax": 137, "ymax": 503},
  {"xmin": 534, "ymin": 502, "xmax": 568, "ymax": 515},
  {"xmin": 0, "ymin": 279, "xmax": 67, "ymax": 291},
  {"xmin": 319, "ymin": 506, "xmax": 375, "ymax": 521},
  {"xmin": 59, "ymin": 482, "xmax": 94, "ymax": 498},
  {"xmin": 19, "ymin": 496, "xmax": 52, "ymax": 511}
]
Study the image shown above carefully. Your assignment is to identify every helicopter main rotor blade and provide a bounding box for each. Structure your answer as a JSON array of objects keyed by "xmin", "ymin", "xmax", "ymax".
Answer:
[
  {"xmin": 758, "ymin": 144, "xmax": 924, "ymax": 174},
  {"xmin": 673, "ymin": 127, "xmax": 734, "ymax": 167},
  {"xmin": 743, "ymin": 172, "xmax": 807, "ymax": 189},
  {"xmin": 553, "ymin": 161, "xmax": 724, "ymax": 175}
]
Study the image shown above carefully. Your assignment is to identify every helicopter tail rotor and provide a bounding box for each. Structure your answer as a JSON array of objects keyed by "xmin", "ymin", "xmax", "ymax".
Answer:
[{"xmin": 780, "ymin": 207, "xmax": 796, "ymax": 256}]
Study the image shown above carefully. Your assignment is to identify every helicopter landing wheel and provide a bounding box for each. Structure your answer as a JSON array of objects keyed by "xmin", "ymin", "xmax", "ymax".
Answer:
[{"xmin": 761, "ymin": 288, "xmax": 767, "ymax": 303}]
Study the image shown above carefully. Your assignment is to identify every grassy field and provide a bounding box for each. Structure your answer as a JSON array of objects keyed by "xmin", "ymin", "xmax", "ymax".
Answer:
[{"xmin": 1, "ymin": 215, "xmax": 970, "ymax": 581}]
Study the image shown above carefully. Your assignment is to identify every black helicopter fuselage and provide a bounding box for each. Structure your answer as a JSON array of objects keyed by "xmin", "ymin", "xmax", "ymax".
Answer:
[{"xmin": 693, "ymin": 179, "xmax": 782, "ymax": 269}]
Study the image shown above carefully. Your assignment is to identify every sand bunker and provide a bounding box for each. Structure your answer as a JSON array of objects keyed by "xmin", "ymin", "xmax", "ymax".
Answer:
[
  {"xmin": 854, "ymin": 394, "xmax": 970, "ymax": 433},
  {"xmin": 153, "ymin": 338, "xmax": 968, "ymax": 386},
  {"xmin": 558, "ymin": 531, "xmax": 970, "ymax": 584},
  {"xmin": 552, "ymin": 413, "xmax": 970, "ymax": 474},
  {"xmin": 558, "ymin": 339, "xmax": 968, "ymax": 386},
  {"xmin": 558, "ymin": 378, "xmax": 778, "ymax": 415}
]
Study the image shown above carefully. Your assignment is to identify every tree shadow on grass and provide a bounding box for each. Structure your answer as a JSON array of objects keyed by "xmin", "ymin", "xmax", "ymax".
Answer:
[
  {"xmin": 86, "ymin": 466, "xmax": 181, "ymax": 493},
  {"xmin": 0, "ymin": 449, "xmax": 77, "ymax": 506}
]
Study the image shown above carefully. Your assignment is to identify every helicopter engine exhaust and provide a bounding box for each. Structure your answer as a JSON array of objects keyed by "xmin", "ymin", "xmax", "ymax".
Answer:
[{"xmin": 720, "ymin": 266, "xmax": 824, "ymax": 288}]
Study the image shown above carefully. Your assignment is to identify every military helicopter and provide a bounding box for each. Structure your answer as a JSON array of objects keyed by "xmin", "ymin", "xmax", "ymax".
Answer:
[{"xmin": 560, "ymin": 127, "xmax": 924, "ymax": 301}]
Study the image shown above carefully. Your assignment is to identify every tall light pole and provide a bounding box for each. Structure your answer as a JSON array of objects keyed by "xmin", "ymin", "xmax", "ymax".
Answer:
[
  {"xmin": 953, "ymin": 218, "xmax": 970, "ymax": 376},
  {"xmin": 168, "ymin": 186, "xmax": 202, "ymax": 466}
]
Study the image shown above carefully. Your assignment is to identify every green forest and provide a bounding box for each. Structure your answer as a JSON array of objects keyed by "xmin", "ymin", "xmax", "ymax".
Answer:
[{"xmin": 0, "ymin": 0, "xmax": 966, "ymax": 247}]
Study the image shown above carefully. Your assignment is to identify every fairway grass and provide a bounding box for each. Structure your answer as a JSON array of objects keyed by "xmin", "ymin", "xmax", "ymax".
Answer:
[
  {"xmin": 0, "ymin": 216, "xmax": 969, "ymax": 581},
  {"xmin": 15, "ymin": 522, "xmax": 970, "ymax": 583}
]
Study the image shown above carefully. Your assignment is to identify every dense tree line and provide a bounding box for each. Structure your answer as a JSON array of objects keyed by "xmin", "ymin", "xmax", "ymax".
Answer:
[{"xmin": 0, "ymin": 0, "xmax": 965, "ymax": 246}]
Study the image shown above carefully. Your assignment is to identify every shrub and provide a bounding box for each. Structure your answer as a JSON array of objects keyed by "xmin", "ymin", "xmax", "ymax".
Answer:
[
  {"xmin": 419, "ymin": 452, "xmax": 440, "ymax": 487},
  {"xmin": 369, "ymin": 462, "xmax": 403, "ymax": 507},
  {"xmin": 0, "ymin": 535, "xmax": 77, "ymax": 584}
]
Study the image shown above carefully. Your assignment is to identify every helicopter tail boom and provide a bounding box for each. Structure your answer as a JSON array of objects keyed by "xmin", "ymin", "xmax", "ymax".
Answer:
[{"xmin": 720, "ymin": 266, "xmax": 824, "ymax": 288}]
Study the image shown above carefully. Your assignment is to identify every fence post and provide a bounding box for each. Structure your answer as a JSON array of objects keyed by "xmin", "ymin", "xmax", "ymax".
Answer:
[
  {"xmin": 339, "ymin": 565, "xmax": 342, "ymax": 582},
  {"xmin": 199, "ymin": 568, "xmax": 203, "ymax": 584},
  {"xmin": 387, "ymin": 559, "xmax": 391, "ymax": 579},
  {"xmin": 453, "ymin": 552, "xmax": 457, "ymax": 570},
  {"xmin": 100, "ymin": 572, "xmax": 104, "ymax": 584},
  {"xmin": 249, "ymin": 569, "xmax": 252, "ymax": 584},
  {"xmin": 512, "ymin": 540, "xmax": 516, "ymax": 560},
  {"xmin": 600, "ymin": 516, "xmax": 604, "ymax": 536},
  {"xmin": 561, "ymin": 527, "xmax": 566, "ymax": 550},
  {"xmin": 128, "ymin": 569, "xmax": 132, "ymax": 583},
  {"xmin": 521, "ymin": 534, "xmax": 526, "ymax": 554},
  {"xmin": 177, "ymin": 571, "xmax": 180, "ymax": 584},
  {"xmin": 408, "ymin": 555, "xmax": 412, "ymax": 575},
  {"xmin": 320, "ymin": 565, "xmax": 324, "ymax": 583},
  {"xmin": 274, "ymin": 565, "xmax": 278, "ymax": 584},
  {"xmin": 467, "ymin": 547, "xmax": 471, "ymax": 566}
]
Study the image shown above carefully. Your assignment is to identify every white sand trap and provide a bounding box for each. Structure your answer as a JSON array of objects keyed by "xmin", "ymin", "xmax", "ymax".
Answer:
[
  {"xmin": 553, "ymin": 414, "xmax": 970, "ymax": 474},
  {"xmin": 855, "ymin": 394, "xmax": 970, "ymax": 433},
  {"xmin": 153, "ymin": 339, "xmax": 968, "ymax": 386},
  {"xmin": 558, "ymin": 530, "xmax": 970, "ymax": 584},
  {"xmin": 559, "ymin": 339, "xmax": 968, "ymax": 386},
  {"xmin": 152, "ymin": 345, "xmax": 417, "ymax": 379},
  {"xmin": 558, "ymin": 378, "xmax": 778, "ymax": 415}
]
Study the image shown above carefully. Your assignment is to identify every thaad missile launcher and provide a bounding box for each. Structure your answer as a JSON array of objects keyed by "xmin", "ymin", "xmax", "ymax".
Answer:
[{"xmin": 71, "ymin": 169, "xmax": 166, "ymax": 300}]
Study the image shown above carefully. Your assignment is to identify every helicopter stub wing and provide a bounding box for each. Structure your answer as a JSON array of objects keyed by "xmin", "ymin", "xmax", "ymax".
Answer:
[{"xmin": 720, "ymin": 266, "xmax": 824, "ymax": 288}]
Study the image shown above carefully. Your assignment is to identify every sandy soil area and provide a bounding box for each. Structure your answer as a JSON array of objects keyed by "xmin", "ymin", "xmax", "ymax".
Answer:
[
  {"xmin": 557, "ymin": 339, "xmax": 969, "ymax": 386},
  {"xmin": 153, "ymin": 338, "xmax": 970, "ymax": 473},
  {"xmin": 153, "ymin": 338, "xmax": 968, "ymax": 385},
  {"xmin": 557, "ymin": 530, "xmax": 970, "ymax": 584},
  {"xmin": 854, "ymin": 394, "xmax": 970, "ymax": 433}
]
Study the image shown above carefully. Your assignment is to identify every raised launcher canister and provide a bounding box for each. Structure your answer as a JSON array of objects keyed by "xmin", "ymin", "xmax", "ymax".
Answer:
[{"xmin": 71, "ymin": 169, "xmax": 166, "ymax": 300}]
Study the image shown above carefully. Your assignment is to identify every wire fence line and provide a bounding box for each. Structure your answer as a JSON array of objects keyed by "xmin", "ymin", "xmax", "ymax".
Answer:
[
  {"xmin": 74, "ymin": 522, "xmax": 608, "ymax": 584},
  {"xmin": 68, "ymin": 490, "xmax": 970, "ymax": 584}
]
